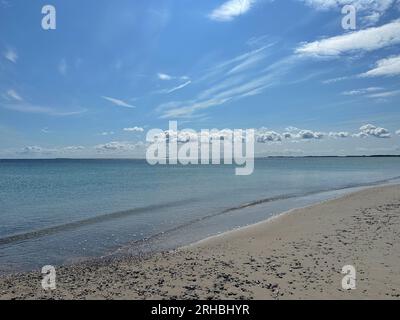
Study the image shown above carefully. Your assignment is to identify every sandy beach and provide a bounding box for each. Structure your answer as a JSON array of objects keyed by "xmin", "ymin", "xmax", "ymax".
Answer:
[{"xmin": 1, "ymin": 184, "xmax": 400, "ymax": 300}]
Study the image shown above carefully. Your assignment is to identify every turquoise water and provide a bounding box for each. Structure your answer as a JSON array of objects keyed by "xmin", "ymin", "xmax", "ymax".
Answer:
[{"xmin": 0, "ymin": 157, "xmax": 399, "ymax": 273}]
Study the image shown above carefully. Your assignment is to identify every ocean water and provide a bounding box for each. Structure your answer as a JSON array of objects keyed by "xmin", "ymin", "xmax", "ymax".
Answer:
[{"xmin": 0, "ymin": 157, "xmax": 399, "ymax": 273}]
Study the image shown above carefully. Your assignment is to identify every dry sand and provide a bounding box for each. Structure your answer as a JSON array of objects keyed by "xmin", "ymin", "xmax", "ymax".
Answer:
[{"xmin": 1, "ymin": 184, "xmax": 400, "ymax": 300}]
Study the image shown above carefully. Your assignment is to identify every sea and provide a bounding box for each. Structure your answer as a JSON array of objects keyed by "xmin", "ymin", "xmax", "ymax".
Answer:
[{"xmin": 0, "ymin": 157, "xmax": 399, "ymax": 274}]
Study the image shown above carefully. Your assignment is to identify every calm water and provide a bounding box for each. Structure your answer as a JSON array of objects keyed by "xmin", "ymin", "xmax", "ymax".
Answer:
[{"xmin": 0, "ymin": 157, "xmax": 399, "ymax": 273}]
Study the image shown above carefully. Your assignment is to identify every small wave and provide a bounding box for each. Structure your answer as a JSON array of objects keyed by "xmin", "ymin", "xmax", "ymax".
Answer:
[
  {"xmin": 0, "ymin": 198, "xmax": 196, "ymax": 246},
  {"xmin": 1, "ymin": 175, "xmax": 399, "ymax": 247}
]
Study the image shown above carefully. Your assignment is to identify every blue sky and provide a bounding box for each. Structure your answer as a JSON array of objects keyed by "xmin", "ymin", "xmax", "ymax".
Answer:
[{"xmin": 1, "ymin": 0, "xmax": 400, "ymax": 158}]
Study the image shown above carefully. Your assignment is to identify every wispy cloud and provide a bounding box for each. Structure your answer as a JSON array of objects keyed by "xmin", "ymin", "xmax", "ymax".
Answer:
[
  {"xmin": 342, "ymin": 87, "xmax": 383, "ymax": 96},
  {"xmin": 295, "ymin": 20, "xmax": 400, "ymax": 57},
  {"xmin": 3, "ymin": 47, "xmax": 17, "ymax": 63},
  {"xmin": 209, "ymin": 0, "xmax": 256, "ymax": 22},
  {"xmin": 157, "ymin": 45, "xmax": 294, "ymax": 118},
  {"xmin": 366, "ymin": 90, "xmax": 400, "ymax": 99},
  {"xmin": 158, "ymin": 72, "xmax": 276, "ymax": 119},
  {"xmin": 360, "ymin": 54, "xmax": 400, "ymax": 77},
  {"xmin": 102, "ymin": 96, "xmax": 136, "ymax": 109},
  {"xmin": 2, "ymin": 103, "xmax": 87, "ymax": 116},
  {"xmin": 5, "ymin": 89, "xmax": 23, "ymax": 101},
  {"xmin": 162, "ymin": 80, "xmax": 192, "ymax": 94},
  {"xmin": 322, "ymin": 76, "xmax": 349, "ymax": 84}
]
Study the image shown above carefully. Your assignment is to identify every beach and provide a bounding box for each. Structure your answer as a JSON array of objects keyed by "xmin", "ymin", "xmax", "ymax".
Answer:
[{"xmin": 0, "ymin": 184, "xmax": 399, "ymax": 300}]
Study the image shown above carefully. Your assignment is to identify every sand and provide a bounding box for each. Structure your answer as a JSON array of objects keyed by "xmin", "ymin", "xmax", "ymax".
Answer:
[{"xmin": 1, "ymin": 184, "xmax": 400, "ymax": 300}]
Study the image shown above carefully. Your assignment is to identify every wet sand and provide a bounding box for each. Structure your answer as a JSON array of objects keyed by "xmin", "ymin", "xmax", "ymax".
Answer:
[{"xmin": 1, "ymin": 184, "xmax": 400, "ymax": 300}]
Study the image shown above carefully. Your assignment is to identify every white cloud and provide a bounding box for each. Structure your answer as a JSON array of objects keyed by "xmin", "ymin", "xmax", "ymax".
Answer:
[
  {"xmin": 295, "ymin": 20, "xmax": 400, "ymax": 57},
  {"xmin": 353, "ymin": 124, "xmax": 391, "ymax": 138},
  {"xmin": 256, "ymin": 130, "xmax": 282, "ymax": 143},
  {"xmin": 159, "ymin": 72, "xmax": 275, "ymax": 118},
  {"xmin": 3, "ymin": 47, "xmax": 17, "ymax": 63},
  {"xmin": 2, "ymin": 103, "xmax": 87, "ymax": 116},
  {"xmin": 366, "ymin": 90, "xmax": 400, "ymax": 98},
  {"xmin": 123, "ymin": 126, "xmax": 144, "ymax": 132},
  {"xmin": 100, "ymin": 131, "xmax": 115, "ymax": 136},
  {"xmin": 322, "ymin": 76, "xmax": 349, "ymax": 84},
  {"xmin": 293, "ymin": 130, "xmax": 325, "ymax": 140},
  {"xmin": 5, "ymin": 89, "xmax": 23, "ymax": 101},
  {"xmin": 95, "ymin": 141, "xmax": 139, "ymax": 152},
  {"xmin": 342, "ymin": 87, "xmax": 383, "ymax": 95},
  {"xmin": 158, "ymin": 73, "xmax": 173, "ymax": 80},
  {"xmin": 163, "ymin": 80, "xmax": 192, "ymax": 94},
  {"xmin": 58, "ymin": 59, "xmax": 67, "ymax": 75},
  {"xmin": 396, "ymin": 129, "xmax": 400, "ymax": 135},
  {"xmin": 102, "ymin": 96, "xmax": 136, "ymax": 109},
  {"xmin": 282, "ymin": 127, "xmax": 325, "ymax": 140},
  {"xmin": 329, "ymin": 131, "xmax": 350, "ymax": 138},
  {"xmin": 209, "ymin": 0, "xmax": 256, "ymax": 22},
  {"xmin": 18, "ymin": 145, "xmax": 85, "ymax": 155},
  {"xmin": 360, "ymin": 55, "xmax": 400, "ymax": 77}
]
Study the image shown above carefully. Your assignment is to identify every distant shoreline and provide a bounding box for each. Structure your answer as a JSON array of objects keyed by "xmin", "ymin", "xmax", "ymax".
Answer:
[{"xmin": 1, "ymin": 155, "xmax": 400, "ymax": 161}]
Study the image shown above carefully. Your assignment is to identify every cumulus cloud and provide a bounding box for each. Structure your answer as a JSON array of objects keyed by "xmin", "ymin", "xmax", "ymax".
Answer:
[
  {"xmin": 295, "ymin": 20, "xmax": 400, "ymax": 57},
  {"xmin": 360, "ymin": 54, "xmax": 400, "ymax": 77},
  {"xmin": 329, "ymin": 131, "xmax": 350, "ymax": 138},
  {"xmin": 209, "ymin": 0, "xmax": 256, "ymax": 22},
  {"xmin": 353, "ymin": 124, "xmax": 391, "ymax": 138},
  {"xmin": 150, "ymin": 128, "xmax": 248, "ymax": 144},
  {"xmin": 282, "ymin": 127, "xmax": 325, "ymax": 140},
  {"xmin": 3, "ymin": 47, "xmax": 17, "ymax": 63},
  {"xmin": 123, "ymin": 126, "xmax": 144, "ymax": 132},
  {"xmin": 95, "ymin": 141, "xmax": 139, "ymax": 152},
  {"xmin": 18, "ymin": 145, "xmax": 85, "ymax": 155},
  {"xmin": 256, "ymin": 129, "xmax": 282, "ymax": 143},
  {"xmin": 396, "ymin": 129, "xmax": 400, "ymax": 135},
  {"xmin": 101, "ymin": 96, "xmax": 136, "ymax": 109}
]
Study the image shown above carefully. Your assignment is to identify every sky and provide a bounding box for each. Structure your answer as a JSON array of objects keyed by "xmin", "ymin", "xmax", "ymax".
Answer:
[{"xmin": 0, "ymin": 0, "xmax": 400, "ymax": 158}]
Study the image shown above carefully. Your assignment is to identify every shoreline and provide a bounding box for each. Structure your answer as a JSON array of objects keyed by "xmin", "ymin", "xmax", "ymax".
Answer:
[
  {"xmin": 1, "ymin": 184, "xmax": 400, "ymax": 299},
  {"xmin": 183, "ymin": 180, "xmax": 400, "ymax": 249}
]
